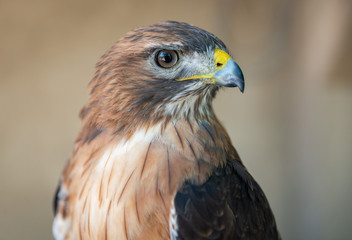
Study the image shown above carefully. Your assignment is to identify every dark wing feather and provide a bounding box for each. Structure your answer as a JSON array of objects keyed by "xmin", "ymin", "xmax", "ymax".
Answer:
[
  {"xmin": 53, "ymin": 183, "xmax": 60, "ymax": 215},
  {"xmin": 174, "ymin": 158, "xmax": 280, "ymax": 240}
]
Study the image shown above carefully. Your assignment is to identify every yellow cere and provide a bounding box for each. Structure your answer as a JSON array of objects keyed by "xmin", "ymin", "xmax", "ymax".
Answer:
[
  {"xmin": 214, "ymin": 49, "xmax": 231, "ymax": 71},
  {"xmin": 177, "ymin": 49, "xmax": 231, "ymax": 83}
]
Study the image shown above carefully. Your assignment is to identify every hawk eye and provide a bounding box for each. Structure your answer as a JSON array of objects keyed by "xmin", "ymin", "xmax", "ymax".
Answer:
[{"xmin": 155, "ymin": 50, "xmax": 179, "ymax": 68}]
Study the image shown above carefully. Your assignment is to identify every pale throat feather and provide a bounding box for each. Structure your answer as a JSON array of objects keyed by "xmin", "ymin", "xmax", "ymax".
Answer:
[{"xmin": 157, "ymin": 82, "xmax": 217, "ymax": 121}]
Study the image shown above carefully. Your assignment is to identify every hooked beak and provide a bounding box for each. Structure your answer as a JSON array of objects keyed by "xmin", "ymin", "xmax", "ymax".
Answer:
[
  {"xmin": 213, "ymin": 58, "xmax": 244, "ymax": 92},
  {"xmin": 177, "ymin": 49, "xmax": 245, "ymax": 93}
]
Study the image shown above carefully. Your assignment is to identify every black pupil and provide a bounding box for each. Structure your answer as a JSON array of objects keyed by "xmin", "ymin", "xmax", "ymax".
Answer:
[{"xmin": 160, "ymin": 51, "xmax": 172, "ymax": 63}]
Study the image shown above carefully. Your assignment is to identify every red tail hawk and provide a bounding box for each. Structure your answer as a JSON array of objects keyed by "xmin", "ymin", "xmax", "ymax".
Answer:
[{"xmin": 53, "ymin": 21, "xmax": 279, "ymax": 240}]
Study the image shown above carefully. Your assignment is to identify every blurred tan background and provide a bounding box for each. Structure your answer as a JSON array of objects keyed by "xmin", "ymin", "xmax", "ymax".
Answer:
[{"xmin": 1, "ymin": 0, "xmax": 351, "ymax": 239}]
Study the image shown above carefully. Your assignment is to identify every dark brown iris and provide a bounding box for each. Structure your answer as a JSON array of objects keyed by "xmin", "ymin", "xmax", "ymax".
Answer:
[{"xmin": 155, "ymin": 50, "xmax": 179, "ymax": 68}]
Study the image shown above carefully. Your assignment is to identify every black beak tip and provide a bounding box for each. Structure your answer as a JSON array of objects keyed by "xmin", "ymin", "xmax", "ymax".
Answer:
[
  {"xmin": 234, "ymin": 66, "xmax": 245, "ymax": 93},
  {"xmin": 226, "ymin": 76, "xmax": 245, "ymax": 93},
  {"xmin": 238, "ymin": 80, "xmax": 245, "ymax": 93}
]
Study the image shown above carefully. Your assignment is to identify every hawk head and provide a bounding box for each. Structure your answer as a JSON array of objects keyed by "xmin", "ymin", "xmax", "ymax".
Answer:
[{"xmin": 81, "ymin": 21, "xmax": 244, "ymax": 135}]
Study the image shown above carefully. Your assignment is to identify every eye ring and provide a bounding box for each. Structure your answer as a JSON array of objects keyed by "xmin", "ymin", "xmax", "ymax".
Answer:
[{"xmin": 155, "ymin": 50, "xmax": 179, "ymax": 68}]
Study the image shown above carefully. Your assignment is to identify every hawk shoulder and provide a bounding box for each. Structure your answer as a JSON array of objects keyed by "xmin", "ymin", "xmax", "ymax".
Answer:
[{"xmin": 173, "ymin": 158, "xmax": 280, "ymax": 240}]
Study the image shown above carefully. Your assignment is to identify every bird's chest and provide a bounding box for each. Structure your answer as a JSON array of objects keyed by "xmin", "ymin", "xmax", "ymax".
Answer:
[{"xmin": 63, "ymin": 124, "xmax": 213, "ymax": 240}]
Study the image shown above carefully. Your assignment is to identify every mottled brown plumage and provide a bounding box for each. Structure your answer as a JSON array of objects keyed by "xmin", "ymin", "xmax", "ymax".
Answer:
[{"xmin": 53, "ymin": 21, "xmax": 279, "ymax": 240}]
